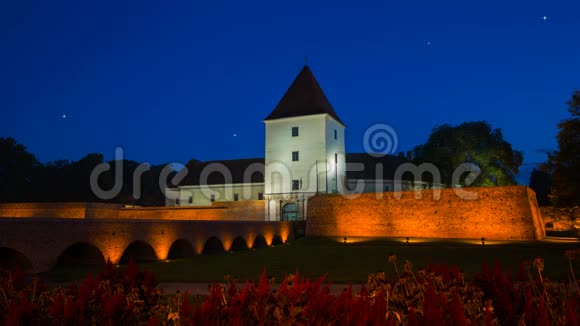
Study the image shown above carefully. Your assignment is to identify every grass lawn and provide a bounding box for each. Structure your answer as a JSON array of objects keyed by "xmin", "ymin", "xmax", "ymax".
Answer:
[{"xmin": 43, "ymin": 237, "xmax": 580, "ymax": 284}]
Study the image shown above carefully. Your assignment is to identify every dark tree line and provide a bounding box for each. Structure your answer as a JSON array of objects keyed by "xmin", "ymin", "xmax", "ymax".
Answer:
[
  {"xmin": 529, "ymin": 168, "xmax": 551, "ymax": 206},
  {"xmin": 536, "ymin": 90, "xmax": 580, "ymax": 207},
  {"xmin": 0, "ymin": 137, "xmax": 176, "ymax": 206}
]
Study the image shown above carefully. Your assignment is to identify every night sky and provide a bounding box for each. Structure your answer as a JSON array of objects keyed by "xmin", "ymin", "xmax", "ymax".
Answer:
[{"xmin": 1, "ymin": 0, "xmax": 579, "ymax": 183}]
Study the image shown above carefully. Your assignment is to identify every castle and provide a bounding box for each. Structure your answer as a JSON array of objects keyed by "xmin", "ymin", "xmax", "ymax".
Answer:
[
  {"xmin": 165, "ymin": 66, "xmax": 429, "ymax": 220},
  {"xmin": 0, "ymin": 68, "xmax": 547, "ymax": 273}
]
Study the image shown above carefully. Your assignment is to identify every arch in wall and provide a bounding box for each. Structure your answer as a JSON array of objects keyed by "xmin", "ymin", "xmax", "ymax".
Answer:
[
  {"xmin": 0, "ymin": 247, "xmax": 33, "ymax": 272},
  {"xmin": 202, "ymin": 236, "xmax": 225, "ymax": 255},
  {"xmin": 281, "ymin": 203, "xmax": 299, "ymax": 221},
  {"xmin": 120, "ymin": 241, "xmax": 158, "ymax": 264},
  {"xmin": 167, "ymin": 239, "xmax": 195, "ymax": 260},
  {"xmin": 55, "ymin": 242, "xmax": 106, "ymax": 268},
  {"xmin": 253, "ymin": 234, "xmax": 268, "ymax": 249},
  {"xmin": 230, "ymin": 236, "xmax": 249, "ymax": 252},
  {"xmin": 272, "ymin": 234, "xmax": 284, "ymax": 246}
]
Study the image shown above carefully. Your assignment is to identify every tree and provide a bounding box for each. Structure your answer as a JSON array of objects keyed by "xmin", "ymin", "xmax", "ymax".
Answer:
[
  {"xmin": 529, "ymin": 168, "xmax": 551, "ymax": 206},
  {"xmin": 0, "ymin": 137, "xmax": 42, "ymax": 202},
  {"xmin": 412, "ymin": 121, "xmax": 523, "ymax": 187},
  {"xmin": 34, "ymin": 154, "xmax": 105, "ymax": 203},
  {"xmin": 0, "ymin": 137, "xmax": 173, "ymax": 205},
  {"xmin": 135, "ymin": 163, "xmax": 178, "ymax": 206},
  {"xmin": 542, "ymin": 91, "xmax": 580, "ymax": 206}
]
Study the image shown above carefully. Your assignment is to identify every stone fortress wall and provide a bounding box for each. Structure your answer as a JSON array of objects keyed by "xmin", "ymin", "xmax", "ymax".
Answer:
[{"xmin": 306, "ymin": 186, "xmax": 545, "ymax": 240}]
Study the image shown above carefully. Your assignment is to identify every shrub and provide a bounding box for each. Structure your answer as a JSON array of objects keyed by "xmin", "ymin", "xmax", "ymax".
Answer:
[{"xmin": 1, "ymin": 254, "xmax": 579, "ymax": 325}]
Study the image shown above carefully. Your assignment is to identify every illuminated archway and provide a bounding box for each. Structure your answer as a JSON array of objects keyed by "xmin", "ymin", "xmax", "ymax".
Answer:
[
  {"xmin": 230, "ymin": 236, "xmax": 249, "ymax": 251},
  {"xmin": 282, "ymin": 203, "xmax": 298, "ymax": 221},
  {"xmin": 253, "ymin": 234, "xmax": 268, "ymax": 249},
  {"xmin": 167, "ymin": 239, "xmax": 195, "ymax": 259},
  {"xmin": 120, "ymin": 241, "xmax": 157, "ymax": 264},
  {"xmin": 0, "ymin": 247, "xmax": 33, "ymax": 272},
  {"xmin": 56, "ymin": 242, "xmax": 105, "ymax": 267},
  {"xmin": 203, "ymin": 237, "xmax": 225, "ymax": 255}
]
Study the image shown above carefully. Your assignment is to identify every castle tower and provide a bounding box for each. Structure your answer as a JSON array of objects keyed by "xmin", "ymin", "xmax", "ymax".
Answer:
[{"xmin": 263, "ymin": 66, "xmax": 346, "ymax": 221}]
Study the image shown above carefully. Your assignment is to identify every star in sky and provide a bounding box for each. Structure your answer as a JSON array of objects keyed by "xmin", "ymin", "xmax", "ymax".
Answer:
[
  {"xmin": 542, "ymin": 16, "xmax": 548, "ymax": 21},
  {"xmin": 62, "ymin": 114, "xmax": 67, "ymax": 119},
  {"xmin": 426, "ymin": 41, "xmax": 431, "ymax": 46}
]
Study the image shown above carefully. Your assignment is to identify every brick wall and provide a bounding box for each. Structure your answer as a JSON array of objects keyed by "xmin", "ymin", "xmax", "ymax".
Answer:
[
  {"xmin": 0, "ymin": 218, "xmax": 295, "ymax": 272},
  {"xmin": 306, "ymin": 186, "xmax": 545, "ymax": 240},
  {"xmin": 0, "ymin": 201, "xmax": 266, "ymax": 221},
  {"xmin": 0, "ymin": 202, "xmax": 122, "ymax": 219},
  {"xmin": 540, "ymin": 206, "xmax": 580, "ymax": 231}
]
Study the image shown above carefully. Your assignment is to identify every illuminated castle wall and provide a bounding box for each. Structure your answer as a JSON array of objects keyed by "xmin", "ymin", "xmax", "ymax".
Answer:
[
  {"xmin": 0, "ymin": 185, "xmax": 546, "ymax": 272},
  {"xmin": 0, "ymin": 216, "xmax": 295, "ymax": 272},
  {"xmin": 306, "ymin": 186, "xmax": 545, "ymax": 240},
  {"xmin": 0, "ymin": 201, "xmax": 265, "ymax": 221}
]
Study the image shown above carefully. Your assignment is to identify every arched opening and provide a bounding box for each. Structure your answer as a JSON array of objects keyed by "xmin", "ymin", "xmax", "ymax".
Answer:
[
  {"xmin": 167, "ymin": 239, "xmax": 195, "ymax": 260},
  {"xmin": 282, "ymin": 203, "xmax": 299, "ymax": 221},
  {"xmin": 253, "ymin": 234, "xmax": 268, "ymax": 249},
  {"xmin": 120, "ymin": 241, "xmax": 157, "ymax": 264},
  {"xmin": 0, "ymin": 247, "xmax": 33, "ymax": 272},
  {"xmin": 202, "ymin": 237, "xmax": 225, "ymax": 255},
  {"xmin": 230, "ymin": 236, "xmax": 249, "ymax": 252},
  {"xmin": 272, "ymin": 235, "xmax": 284, "ymax": 246},
  {"xmin": 55, "ymin": 242, "xmax": 105, "ymax": 268}
]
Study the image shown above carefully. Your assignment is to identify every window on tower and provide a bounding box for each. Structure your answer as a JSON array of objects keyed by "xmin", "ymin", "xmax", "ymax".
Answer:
[
  {"xmin": 292, "ymin": 126, "xmax": 299, "ymax": 137},
  {"xmin": 188, "ymin": 195, "xmax": 193, "ymax": 204},
  {"xmin": 210, "ymin": 194, "xmax": 215, "ymax": 202},
  {"xmin": 334, "ymin": 129, "xmax": 337, "ymax": 140},
  {"xmin": 234, "ymin": 193, "xmax": 239, "ymax": 201},
  {"xmin": 292, "ymin": 180, "xmax": 300, "ymax": 190},
  {"xmin": 292, "ymin": 151, "xmax": 299, "ymax": 161}
]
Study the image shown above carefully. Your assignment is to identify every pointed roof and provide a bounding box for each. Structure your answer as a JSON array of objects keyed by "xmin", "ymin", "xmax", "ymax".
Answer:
[{"xmin": 264, "ymin": 66, "xmax": 345, "ymax": 126}]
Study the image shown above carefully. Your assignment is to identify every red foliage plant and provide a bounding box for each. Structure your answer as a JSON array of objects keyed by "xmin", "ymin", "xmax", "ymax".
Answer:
[{"xmin": 0, "ymin": 255, "xmax": 579, "ymax": 325}]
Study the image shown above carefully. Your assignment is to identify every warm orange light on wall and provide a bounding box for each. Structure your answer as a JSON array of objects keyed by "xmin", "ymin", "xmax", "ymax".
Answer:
[
  {"xmin": 102, "ymin": 247, "xmax": 125, "ymax": 264},
  {"xmin": 395, "ymin": 237, "xmax": 435, "ymax": 244},
  {"xmin": 280, "ymin": 228, "xmax": 290, "ymax": 243},
  {"xmin": 220, "ymin": 233, "xmax": 234, "ymax": 251},
  {"xmin": 246, "ymin": 232, "xmax": 256, "ymax": 248},
  {"xmin": 146, "ymin": 225, "xmax": 178, "ymax": 260},
  {"xmin": 263, "ymin": 231, "xmax": 274, "ymax": 246},
  {"xmin": 459, "ymin": 239, "xmax": 511, "ymax": 246},
  {"xmin": 333, "ymin": 237, "xmax": 371, "ymax": 244},
  {"xmin": 308, "ymin": 186, "xmax": 545, "ymax": 241},
  {"xmin": 194, "ymin": 239, "xmax": 205, "ymax": 255}
]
